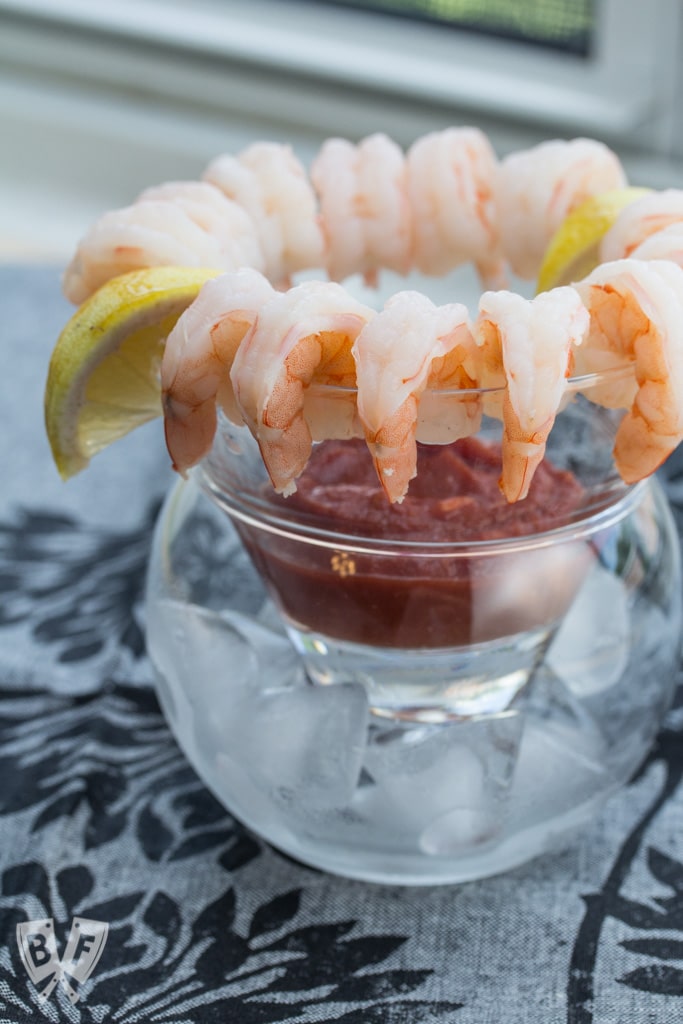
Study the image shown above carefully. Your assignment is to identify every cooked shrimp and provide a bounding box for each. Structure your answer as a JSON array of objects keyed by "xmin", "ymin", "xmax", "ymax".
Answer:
[
  {"xmin": 476, "ymin": 288, "xmax": 589, "ymax": 501},
  {"xmin": 600, "ymin": 189, "xmax": 683, "ymax": 263},
  {"xmin": 62, "ymin": 190, "xmax": 262, "ymax": 305},
  {"xmin": 161, "ymin": 269, "xmax": 277, "ymax": 474},
  {"xmin": 573, "ymin": 258, "xmax": 683, "ymax": 483},
  {"xmin": 497, "ymin": 138, "xmax": 627, "ymax": 280},
  {"xmin": 310, "ymin": 138, "xmax": 361, "ymax": 283},
  {"xmin": 203, "ymin": 143, "xmax": 324, "ymax": 285},
  {"xmin": 353, "ymin": 291, "xmax": 477, "ymax": 502},
  {"xmin": 137, "ymin": 181, "xmax": 263, "ymax": 266},
  {"xmin": 406, "ymin": 127, "xmax": 505, "ymax": 288},
  {"xmin": 63, "ymin": 202, "xmax": 222, "ymax": 304},
  {"xmin": 230, "ymin": 281, "xmax": 375, "ymax": 494},
  {"xmin": 310, "ymin": 133, "xmax": 412, "ymax": 285},
  {"xmin": 630, "ymin": 223, "xmax": 683, "ymax": 267}
]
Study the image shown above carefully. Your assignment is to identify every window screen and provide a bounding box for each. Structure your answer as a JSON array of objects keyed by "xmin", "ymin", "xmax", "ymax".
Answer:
[{"xmin": 310, "ymin": 1, "xmax": 595, "ymax": 55}]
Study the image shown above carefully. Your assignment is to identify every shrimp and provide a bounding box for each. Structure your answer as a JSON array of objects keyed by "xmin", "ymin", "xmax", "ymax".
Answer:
[
  {"xmin": 310, "ymin": 133, "xmax": 412, "ymax": 285},
  {"xmin": 161, "ymin": 269, "xmax": 277, "ymax": 474},
  {"xmin": 203, "ymin": 142, "xmax": 325, "ymax": 285},
  {"xmin": 406, "ymin": 127, "xmax": 505, "ymax": 288},
  {"xmin": 573, "ymin": 258, "xmax": 683, "ymax": 483},
  {"xmin": 630, "ymin": 223, "xmax": 683, "ymax": 268},
  {"xmin": 476, "ymin": 288, "xmax": 589, "ymax": 502},
  {"xmin": 352, "ymin": 291, "xmax": 477, "ymax": 503},
  {"xmin": 497, "ymin": 138, "xmax": 627, "ymax": 280},
  {"xmin": 600, "ymin": 189, "xmax": 683, "ymax": 262},
  {"xmin": 62, "ymin": 187, "xmax": 262, "ymax": 304},
  {"xmin": 137, "ymin": 181, "xmax": 263, "ymax": 267},
  {"xmin": 230, "ymin": 281, "xmax": 375, "ymax": 494}
]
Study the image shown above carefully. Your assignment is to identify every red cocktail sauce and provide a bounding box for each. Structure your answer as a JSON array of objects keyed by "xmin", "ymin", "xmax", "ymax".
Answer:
[{"xmin": 241, "ymin": 437, "xmax": 590, "ymax": 648}]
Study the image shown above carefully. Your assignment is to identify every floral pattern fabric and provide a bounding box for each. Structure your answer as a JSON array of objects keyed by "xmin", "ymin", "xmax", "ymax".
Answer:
[{"xmin": 1, "ymin": 267, "xmax": 683, "ymax": 1022}]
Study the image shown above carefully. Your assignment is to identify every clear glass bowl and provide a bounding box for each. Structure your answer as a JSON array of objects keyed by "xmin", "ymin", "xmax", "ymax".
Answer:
[{"xmin": 145, "ymin": 374, "xmax": 683, "ymax": 885}]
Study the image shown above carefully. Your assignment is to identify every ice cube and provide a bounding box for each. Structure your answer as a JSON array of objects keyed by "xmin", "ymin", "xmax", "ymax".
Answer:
[
  {"xmin": 207, "ymin": 751, "xmax": 281, "ymax": 832},
  {"xmin": 148, "ymin": 601, "xmax": 256, "ymax": 700},
  {"xmin": 507, "ymin": 678, "xmax": 611, "ymax": 833},
  {"xmin": 363, "ymin": 711, "xmax": 523, "ymax": 851},
  {"xmin": 149, "ymin": 598, "xmax": 299, "ymax": 692},
  {"xmin": 149, "ymin": 600, "xmax": 370, "ymax": 817},
  {"xmin": 231, "ymin": 682, "xmax": 370, "ymax": 813},
  {"xmin": 547, "ymin": 564, "xmax": 629, "ymax": 696},
  {"xmin": 148, "ymin": 600, "xmax": 254, "ymax": 763},
  {"xmin": 147, "ymin": 598, "xmax": 302, "ymax": 765}
]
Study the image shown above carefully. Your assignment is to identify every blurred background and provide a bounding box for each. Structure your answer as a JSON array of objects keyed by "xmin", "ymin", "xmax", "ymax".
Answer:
[{"xmin": 0, "ymin": 0, "xmax": 681, "ymax": 263}]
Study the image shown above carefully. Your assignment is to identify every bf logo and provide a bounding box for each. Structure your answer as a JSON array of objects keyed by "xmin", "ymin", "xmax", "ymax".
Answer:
[{"xmin": 16, "ymin": 917, "xmax": 109, "ymax": 1004}]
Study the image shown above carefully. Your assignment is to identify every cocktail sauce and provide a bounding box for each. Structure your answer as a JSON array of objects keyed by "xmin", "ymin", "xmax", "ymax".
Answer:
[{"xmin": 241, "ymin": 438, "xmax": 589, "ymax": 648}]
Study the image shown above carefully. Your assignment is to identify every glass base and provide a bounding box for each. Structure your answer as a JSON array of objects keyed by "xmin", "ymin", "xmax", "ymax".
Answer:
[
  {"xmin": 147, "ymin": 589, "xmax": 676, "ymax": 885},
  {"xmin": 215, "ymin": 787, "xmax": 615, "ymax": 887},
  {"xmin": 287, "ymin": 624, "xmax": 553, "ymax": 720},
  {"xmin": 145, "ymin": 473, "xmax": 682, "ymax": 885}
]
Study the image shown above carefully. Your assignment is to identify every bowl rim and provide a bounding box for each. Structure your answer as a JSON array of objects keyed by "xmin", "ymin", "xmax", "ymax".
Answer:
[{"xmin": 199, "ymin": 361, "xmax": 641, "ymax": 557}]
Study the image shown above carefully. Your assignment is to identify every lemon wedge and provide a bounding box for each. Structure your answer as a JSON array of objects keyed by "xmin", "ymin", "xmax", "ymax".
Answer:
[
  {"xmin": 45, "ymin": 266, "xmax": 223, "ymax": 479},
  {"xmin": 536, "ymin": 187, "xmax": 652, "ymax": 293}
]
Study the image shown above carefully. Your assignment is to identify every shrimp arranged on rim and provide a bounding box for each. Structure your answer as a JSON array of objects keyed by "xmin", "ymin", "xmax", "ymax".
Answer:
[
  {"xmin": 476, "ymin": 288, "xmax": 589, "ymax": 502},
  {"xmin": 406, "ymin": 127, "xmax": 505, "ymax": 289},
  {"xmin": 352, "ymin": 292, "xmax": 478, "ymax": 503},
  {"xmin": 62, "ymin": 184, "xmax": 262, "ymax": 305},
  {"xmin": 573, "ymin": 258, "xmax": 683, "ymax": 484},
  {"xmin": 310, "ymin": 133, "xmax": 412, "ymax": 286},
  {"xmin": 161, "ymin": 269, "xmax": 277, "ymax": 474},
  {"xmin": 630, "ymin": 223, "xmax": 683, "ymax": 268},
  {"xmin": 230, "ymin": 281, "xmax": 375, "ymax": 495},
  {"xmin": 599, "ymin": 189, "xmax": 683, "ymax": 263},
  {"xmin": 496, "ymin": 137, "xmax": 627, "ymax": 280},
  {"xmin": 204, "ymin": 142, "xmax": 325, "ymax": 286}
]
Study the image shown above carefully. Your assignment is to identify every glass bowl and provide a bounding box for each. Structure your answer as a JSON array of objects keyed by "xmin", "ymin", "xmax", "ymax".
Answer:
[{"xmin": 145, "ymin": 373, "xmax": 683, "ymax": 885}]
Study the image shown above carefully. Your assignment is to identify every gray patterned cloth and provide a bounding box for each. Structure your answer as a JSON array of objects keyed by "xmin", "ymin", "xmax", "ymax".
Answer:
[{"xmin": 1, "ymin": 265, "xmax": 683, "ymax": 1023}]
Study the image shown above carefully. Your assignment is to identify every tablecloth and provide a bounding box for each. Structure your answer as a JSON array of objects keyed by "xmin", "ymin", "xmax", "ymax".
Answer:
[{"xmin": 2, "ymin": 264, "xmax": 683, "ymax": 1023}]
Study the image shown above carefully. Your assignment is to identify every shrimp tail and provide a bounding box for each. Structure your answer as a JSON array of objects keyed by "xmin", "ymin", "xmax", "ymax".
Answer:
[
  {"xmin": 163, "ymin": 397, "xmax": 217, "ymax": 477},
  {"xmin": 476, "ymin": 287, "xmax": 589, "ymax": 502},
  {"xmin": 365, "ymin": 396, "xmax": 420, "ymax": 503},
  {"xmin": 574, "ymin": 259, "xmax": 683, "ymax": 485},
  {"xmin": 500, "ymin": 404, "xmax": 553, "ymax": 502},
  {"xmin": 160, "ymin": 270, "xmax": 277, "ymax": 474}
]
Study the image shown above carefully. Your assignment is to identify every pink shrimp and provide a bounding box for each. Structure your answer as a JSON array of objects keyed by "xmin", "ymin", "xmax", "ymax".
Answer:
[
  {"xmin": 161, "ymin": 269, "xmax": 277, "ymax": 474},
  {"xmin": 63, "ymin": 185, "xmax": 262, "ymax": 304},
  {"xmin": 352, "ymin": 291, "xmax": 478, "ymax": 502},
  {"xmin": 497, "ymin": 138, "xmax": 627, "ymax": 280},
  {"xmin": 230, "ymin": 281, "xmax": 375, "ymax": 494},
  {"xmin": 631, "ymin": 223, "xmax": 683, "ymax": 268},
  {"xmin": 310, "ymin": 133, "xmax": 412, "ymax": 285},
  {"xmin": 476, "ymin": 288, "xmax": 590, "ymax": 501},
  {"xmin": 600, "ymin": 190, "xmax": 683, "ymax": 263},
  {"xmin": 573, "ymin": 258, "xmax": 683, "ymax": 483},
  {"xmin": 406, "ymin": 127, "xmax": 505, "ymax": 288},
  {"xmin": 203, "ymin": 142, "xmax": 325, "ymax": 285}
]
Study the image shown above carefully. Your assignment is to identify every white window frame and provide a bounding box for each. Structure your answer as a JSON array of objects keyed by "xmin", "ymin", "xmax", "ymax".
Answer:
[{"xmin": 0, "ymin": 0, "xmax": 680, "ymax": 153}]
